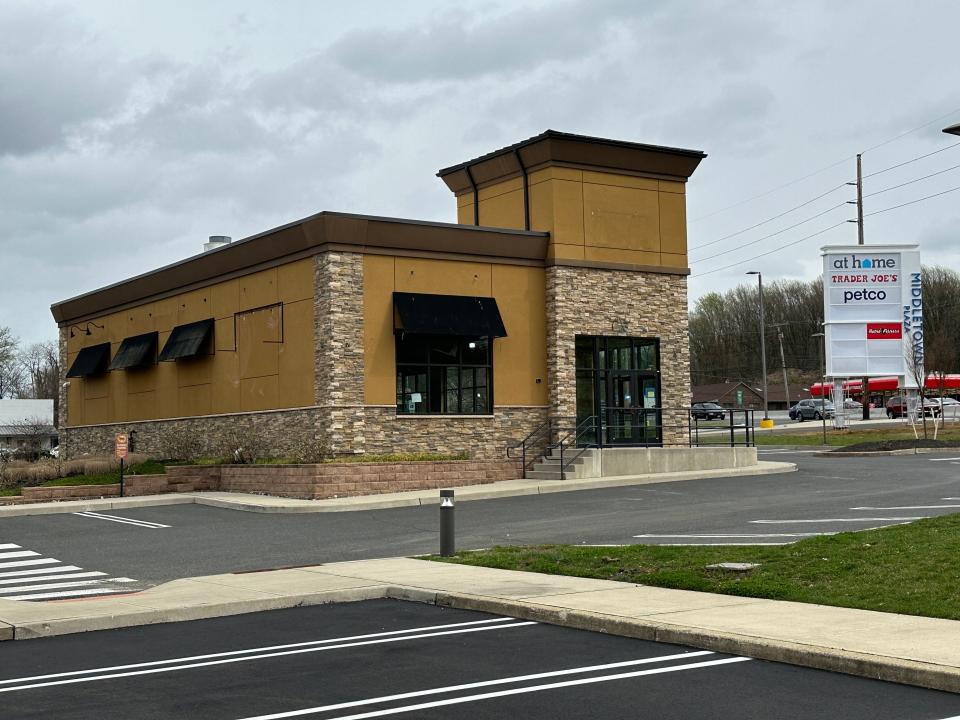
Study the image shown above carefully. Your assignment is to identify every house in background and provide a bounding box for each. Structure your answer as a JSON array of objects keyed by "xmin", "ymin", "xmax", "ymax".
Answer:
[
  {"xmin": 0, "ymin": 399, "xmax": 57, "ymax": 452},
  {"xmin": 692, "ymin": 381, "xmax": 810, "ymax": 411}
]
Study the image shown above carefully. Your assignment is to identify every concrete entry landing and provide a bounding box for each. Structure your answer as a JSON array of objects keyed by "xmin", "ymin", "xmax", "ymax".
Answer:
[{"xmin": 528, "ymin": 446, "xmax": 758, "ymax": 481}]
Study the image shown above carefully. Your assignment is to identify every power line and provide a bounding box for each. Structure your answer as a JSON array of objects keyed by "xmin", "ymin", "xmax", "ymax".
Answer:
[
  {"xmin": 860, "ymin": 106, "xmax": 960, "ymax": 154},
  {"xmin": 690, "ymin": 221, "xmax": 848, "ymax": 279},
  {"xmin": 690, "ymin": 202, "xmax": 848, "ymax": 264},
  {"xmin": 691, "ymin": 104, "xmax": 960, "ymax": 224},
  {"xmin": 690, "ymin": 156, "xmax": 853, "ymax": 223},
  {"xmin": 864, "ymin": 162, "xmax": 960, "ymax": 198},
  {"xmin": 689, "ymin": 183, "xmax": 848, "ymax": 252},
  {"xmin": 864, "ymin": 184, "xmax": 960, "ymax": 218},
  {"xmin": 863, "ymin": 141, "xmax": 960, "ymax": 179}
]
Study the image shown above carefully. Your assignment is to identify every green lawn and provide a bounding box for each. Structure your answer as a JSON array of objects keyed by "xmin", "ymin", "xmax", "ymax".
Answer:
[
  {"xmin": 755, "ymin": 426, "xmax": 960, "ymax": 446},
  {"xmin": 40, "ymin": 459, "xmax": 166, "ymax": 487},
  {"xmin": 434, "ymin": 514, "xmax": 960, "ymax": 620}
]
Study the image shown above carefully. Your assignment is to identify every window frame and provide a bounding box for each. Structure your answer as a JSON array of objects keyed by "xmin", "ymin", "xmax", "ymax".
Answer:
[{"xmin": 395, "ymin": 333, "xmax": 494, "ymax": 416}]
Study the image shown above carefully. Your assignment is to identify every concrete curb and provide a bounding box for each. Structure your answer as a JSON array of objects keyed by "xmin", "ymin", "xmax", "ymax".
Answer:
[
  {"xmin": 0, "ymin": 462, "xmax": 797, "ymax": 517},
  {"xmin": 427, "ymin": 592, "xmax": 960, "ymax": 694},
  {"xmin": 816, "ymin": 447, "xmax": 960, "ymax": 457},
  {"xmin": 1, "ymin": 577, "xmax": 956, "ymax": 694}
]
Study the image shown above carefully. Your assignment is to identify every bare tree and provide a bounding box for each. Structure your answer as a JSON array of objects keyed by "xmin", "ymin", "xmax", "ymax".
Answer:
[
  {"xmin": 17, "ymin": 341, "xmax": 60, "ymax": 422},
  {"xmin": 0, "ymin": 326, "xmax": 24, "ymax": 399},
  {"xmin": 904, "ymin": 341, "xmax": 929, "ymax": 440},
  {"xmin": 4, "ymin": 416, "xmax": 55, "ymax": 460}
]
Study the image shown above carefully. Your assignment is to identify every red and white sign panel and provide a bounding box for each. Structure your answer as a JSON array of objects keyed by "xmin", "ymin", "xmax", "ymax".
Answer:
[
  {"xmin": 866, "ymin": 323, "xmax": 902, "ymax": 340},
  {"xmin": 821, "ymin": 244, "xmax": 923, "ymax": 385},
  {"xmin": 115, "ymin": 433, "xmax": 128, "ymax": 460}
]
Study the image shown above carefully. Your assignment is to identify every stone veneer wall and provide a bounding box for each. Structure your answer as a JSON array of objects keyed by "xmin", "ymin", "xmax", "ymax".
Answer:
[
  {"xmin": 62, "ymin": 407, "xmax": 321, "ymax": 460},
  {"xmin": 545, "ymin": 266, "xmax": 691, "ymax": 445},
  {"xmin": 358, "ymin": 406, "xmax": 549, "ymax": 459},
  {"xmin": 315, "ymin": 252, "xmax": 367, "ymax": 452}
]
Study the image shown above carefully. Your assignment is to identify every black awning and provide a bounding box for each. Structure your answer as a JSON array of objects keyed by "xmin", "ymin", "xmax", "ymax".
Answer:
[
  {"xmin": 109, "ymin": 331, "xmax": 158, "ymax": 370},
  {"xmin": 66, "ymin": 343, "xmax": 112, "ymax": 378},
  {"xmin": 393, "ymin": 292, "xmax": 507, "ymax": 338},
  {"xmin": 159, "ymin": 318, "xmax": 214, "ymax": 361}
]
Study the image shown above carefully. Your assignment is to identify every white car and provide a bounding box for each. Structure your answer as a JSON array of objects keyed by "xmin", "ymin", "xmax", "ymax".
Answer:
[{"xmin": 934, "ymin": 397, "xmax": 960, "ymax": 419}]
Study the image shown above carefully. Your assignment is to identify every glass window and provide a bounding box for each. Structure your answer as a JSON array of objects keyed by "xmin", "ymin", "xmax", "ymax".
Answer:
[
  {"xmin": 575, "ymin": 337, "xmax": 595, "ymax": 369},
  {"xmin": 396, "ymin": 335, "xmax": 493, "ymax": 415}
]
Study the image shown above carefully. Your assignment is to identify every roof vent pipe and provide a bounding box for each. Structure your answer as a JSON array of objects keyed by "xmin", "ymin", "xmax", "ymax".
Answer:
[{"xmin": 203, "ymin": 235, "xmax": 232, "ymax": 253}]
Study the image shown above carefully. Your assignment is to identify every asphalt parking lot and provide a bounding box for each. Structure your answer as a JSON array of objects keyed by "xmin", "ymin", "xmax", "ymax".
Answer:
[
  {"xmin": 2, "ymin": 453, "xmax": 960, "ymax": 600},
  {"xmin": 0, "ymin": 600, "xmax": 958, "ymax": 719}
]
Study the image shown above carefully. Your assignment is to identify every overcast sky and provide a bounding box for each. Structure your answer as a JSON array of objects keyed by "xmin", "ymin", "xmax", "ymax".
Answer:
[{"xmin": 2, "ymin": 0, "xmax": 959, "ymax": 346}]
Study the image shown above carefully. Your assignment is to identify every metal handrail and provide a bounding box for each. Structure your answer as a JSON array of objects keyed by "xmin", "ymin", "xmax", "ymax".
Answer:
[
  {"xmin": 557, "ymin": 415, "xmax": 598, "ymax": 479},
  {"xmin": 506, "ymin": 418, "xmax": 552, "ymax": 478}
]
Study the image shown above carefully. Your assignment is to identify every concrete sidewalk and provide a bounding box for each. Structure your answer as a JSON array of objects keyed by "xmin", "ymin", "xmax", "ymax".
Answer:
[
  {"xmin": 0, "ymin": 556, "xmax": 956, "ymax": 694},
  {"xmin": 0, "ymin": 460, "xmax": 795, "ymax": 517}
]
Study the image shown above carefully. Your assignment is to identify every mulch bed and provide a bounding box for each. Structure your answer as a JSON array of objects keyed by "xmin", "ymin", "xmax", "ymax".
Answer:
[{"xmin": 833, "ymin": 439, "xmax": 960, "ymax": 452}]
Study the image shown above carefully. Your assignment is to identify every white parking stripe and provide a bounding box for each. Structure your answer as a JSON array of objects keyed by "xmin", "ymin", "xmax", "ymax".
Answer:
[
  {"xmin": 233, "ymin": 651, "xmax": 715, "ymax": 720},
  {"xmin": 0, "ymin": 558, "xmax": 58, "ymax": 570},
  {"xmin": 73, "ymin": 511, "xmax": 170, "ymax": 529},
  {"xmin": 0, "ymin": 618, "xmax": 518, "ymax": 686},
  {"xmin": 0, "ymin": 578, "xmax": 136, "ymax": 595},
  {"xmin": 850, "ymin": 505, "xmax": 960, "ymax": 510},
  {"xmin": 928, "ymin": 457, "xmax": 960, "ymax": 462},
  {"xmin": 751, "ymin": 517, "xmax": 928, "ymax": 524},
  {"xmin": 0, "ymin": 622, "xmax": 537, "ymax": 693},
  {"xmin": 0, "ymin": 565, "xmax": 82, "ymax": 579},
  {"xmin": 0, "ymin": 544, "xmax": 20, "ymax": 550},
  {"xmin": 238, "ymin": 657, "xmax": 752, "ymax": 720},
  {"xmin": 0, "ymin": 551, "xmax": 39, "ymax": 560},
  {"xmin": 0, "ymin": 571, "xmax": 105, "ymax": 586}
]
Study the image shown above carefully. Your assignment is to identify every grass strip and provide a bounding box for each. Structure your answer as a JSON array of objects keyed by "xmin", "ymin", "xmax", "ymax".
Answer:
[
  {"xmin": 433, "ymin": 514, "xmax": 960, "ymax": 620},
  {"xmin": 39, "ymin": 459, "xmax": 166, "ymax": 487},
  {"xmin": 749, "ymin": 426, "xmax": 960, "ymax": 446}
]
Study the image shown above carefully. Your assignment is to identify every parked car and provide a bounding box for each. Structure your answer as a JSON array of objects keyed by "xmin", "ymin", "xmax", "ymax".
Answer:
[
  {"xmin": 843, "ymin": 398, "xmax": 863, "ymax": 410},
  {"xmin": 792, "ymin": 399, "xmax": 835, "ymax": 421},
  {"xmin": 691, "ymin": 402, "xmax": 726, "ymax": 420},
  {"xmin": 935, "ymin": 397, "xmax": 960, "ymax": 420},
  {"xmin": 885, "ymin": 395, "xmax": 941, "ymax": 419}
]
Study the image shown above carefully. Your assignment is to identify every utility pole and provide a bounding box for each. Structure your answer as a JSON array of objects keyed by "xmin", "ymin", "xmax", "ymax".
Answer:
[
  {"xmin": 746, "ymin": 271, "xmax": 770, "ymax": 426},
  {"xmin": 774, "ymin": 325, "xmax": 791, "ymax": 415},
  {"xmin": 856, "ymin": 153, "xmax": 870, "ymax": 421}
]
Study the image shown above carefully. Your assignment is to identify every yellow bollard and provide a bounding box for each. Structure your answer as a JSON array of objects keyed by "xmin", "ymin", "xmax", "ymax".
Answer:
[{"xmin": 759, "ymin": 418, "xmax": 775, "ymax": 429}]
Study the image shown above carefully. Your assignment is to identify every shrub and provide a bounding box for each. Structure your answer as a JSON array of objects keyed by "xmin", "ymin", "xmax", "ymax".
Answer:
[
  {"xmin": 218, "ymin": 430, "xmax": 271, "ymax": 464},
  {"xmin": 289, "ymin": 436, "xmax": 333, "ymax": 464}
]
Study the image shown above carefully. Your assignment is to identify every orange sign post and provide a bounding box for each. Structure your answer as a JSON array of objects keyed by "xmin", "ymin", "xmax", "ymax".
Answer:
[{"xmin": 115, "ymin": 434, "xmax": 128, "ymax": 496}]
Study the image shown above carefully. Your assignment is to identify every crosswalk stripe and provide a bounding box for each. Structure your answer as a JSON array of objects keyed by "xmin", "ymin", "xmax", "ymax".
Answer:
[
  {"xmin": 0, "ymin": 571, "xmax": 106, "ymax": 586},
  {"xmin": 0, "ymin": 558, "xmax": 59, "ymax": 570},
  {"xmin": 0, "ymin": 578, "xmax": 137, "ymax": 595},
  {"xmin": 0, "ymin": 565, "xmax": 82, "ymax": 579},
  {"xmin": 0, "ymin": 551, "xmax": 39, "ymax": 560},
  {"xmin": 0, "ymin": 543, "xmax": 139, "ymax": 603}
]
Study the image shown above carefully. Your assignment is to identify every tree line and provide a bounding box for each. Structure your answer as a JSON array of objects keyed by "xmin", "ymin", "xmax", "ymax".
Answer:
[
  {"xmin": 0, "ymin": 327, "xmax": 60, "ymax": 419},
  {"xmin": 689, "ymin": 265, "xmax": 960, "ymax": 387}
]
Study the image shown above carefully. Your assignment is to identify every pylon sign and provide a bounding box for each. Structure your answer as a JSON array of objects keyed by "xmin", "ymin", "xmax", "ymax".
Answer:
[{"xmin": 821, "ymin": 244, "xmax": 922, "ymax": 386}]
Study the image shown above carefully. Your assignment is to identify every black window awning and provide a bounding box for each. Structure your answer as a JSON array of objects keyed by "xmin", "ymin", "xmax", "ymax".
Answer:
[
  {"xmin": 159, "ymin": 318, "xmax": 214, "ymax": 361},
  {"xmin": 109, "ymin": 331, "xmax": 158, "ymax": 370},
  {"xmin": 393, "ymin": 292, "xmax": 507, "ymax": 338},
  {"xmin": 66, "ymin": 343, "xmax": 111, "ymax": 378}
]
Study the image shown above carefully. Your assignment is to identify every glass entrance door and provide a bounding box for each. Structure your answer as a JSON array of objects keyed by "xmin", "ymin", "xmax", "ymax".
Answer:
[{"xmin": 606, "ymin": 373, "xmax": 636, "ymax": 444}]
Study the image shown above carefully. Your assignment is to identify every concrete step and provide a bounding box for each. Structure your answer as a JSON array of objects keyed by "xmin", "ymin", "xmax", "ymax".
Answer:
[
  {"xmin": 536, "ymin": 456, "xmax": 586, "ymax": 467},
  {"xmin": 525, "ymin": 469, "xmax": 566, "ymax": 481}
]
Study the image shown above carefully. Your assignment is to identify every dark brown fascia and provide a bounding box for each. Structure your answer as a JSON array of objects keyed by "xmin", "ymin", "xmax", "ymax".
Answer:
[
  {"xmin": 50, "ymin": 212, "xmax": 549, "ymax": 325},
  {"xmin": 437, "ymin": 130, "xmax": 707, "ymax": 194}
]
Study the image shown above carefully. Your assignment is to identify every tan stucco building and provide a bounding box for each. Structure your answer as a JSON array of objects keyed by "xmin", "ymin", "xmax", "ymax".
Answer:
[{"xmin": 51, "ymin": 131, "xmax": 704, "ymax": 460}]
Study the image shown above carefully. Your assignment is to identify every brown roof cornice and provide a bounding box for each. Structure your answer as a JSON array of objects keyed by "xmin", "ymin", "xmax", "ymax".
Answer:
[
  {"xmin": 50, "ymin": 212, "xmax": 549, "ymax": 325},
  {"xmin": 437, "ymin": 129, "xmax": 707, "ymax": 194}
]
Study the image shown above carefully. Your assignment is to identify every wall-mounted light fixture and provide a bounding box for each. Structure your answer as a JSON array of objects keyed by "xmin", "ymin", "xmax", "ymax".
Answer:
[{"xmin": 68, "ymin": 321, "xmax": 105, "ymax": 338}]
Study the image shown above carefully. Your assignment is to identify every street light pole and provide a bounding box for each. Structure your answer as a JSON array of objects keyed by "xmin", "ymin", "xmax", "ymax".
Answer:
[
  {"xmin": 812, "ymin": 332, "xmax": 827, "ymax": 445},
  {"xmin": 747, "ymin": 271, "xmax": 770, "ymax": 426}
]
